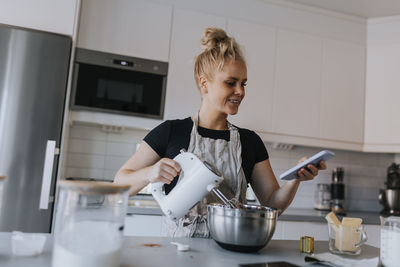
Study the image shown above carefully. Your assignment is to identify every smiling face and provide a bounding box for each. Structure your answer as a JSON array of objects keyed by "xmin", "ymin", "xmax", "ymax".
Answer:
[{"xmin": 200, "ymin": 60, "xmax": 247, "ymax": 116}]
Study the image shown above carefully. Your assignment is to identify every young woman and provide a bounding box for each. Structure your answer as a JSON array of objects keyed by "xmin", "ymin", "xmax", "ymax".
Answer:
[{"xmin": 114, "ymin": 27, "xmax": 326, "ymax": 237}]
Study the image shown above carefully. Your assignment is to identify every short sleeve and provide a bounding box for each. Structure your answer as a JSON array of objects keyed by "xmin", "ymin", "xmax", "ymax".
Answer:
[
  {"xmin": 143, "ymin": 120, "xmax": 172, "ymax": 157},
  {"xmin": 253, "ymin": 131, "xmax": 269, "ymax": 163},
  {"xmin": 238, "ymin": 128, "xmax": 269, "ymax": 184}
]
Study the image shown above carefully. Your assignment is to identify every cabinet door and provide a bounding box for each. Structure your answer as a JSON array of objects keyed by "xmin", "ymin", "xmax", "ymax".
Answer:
[
  {"xmin": 321, "ymin": 40, "xmax": 365, "ymax": 143},
  {"xmin": 272, "ymin": 30, "xmax": 322, "ymax": 138},
  {"xmin": 0, "ymin": 0, "xmax": 78, "ymax": 35},
  {"xmin": 275, "ymin": 221, "xmax": 379, "ymax": 247},
  {"xmin": 77, "ymin": 0, "xmax": 172, "ymax": 61},
  {"xmin": 365, "ymin": 43, "xmax": 400, "ymax": 146},
  {"xmin": 281, "ymin": 221, "xmax": 328, "ymax": 241},
  {"xmin": 124, "ymin": 214, "xmax": 163, "ymax": 237},
  {"xmin": 227, "ymin": 19, "xmax": 276, "ymax": 132},
  {"xmin": 163, "ymin": 8, "xmax": 226, "ymax": 120}
]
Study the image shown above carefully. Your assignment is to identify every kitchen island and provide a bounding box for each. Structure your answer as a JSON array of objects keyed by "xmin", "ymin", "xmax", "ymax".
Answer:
[{"xmin": 0, "ymin": 233, "xmax": 379, "ymax": 267}]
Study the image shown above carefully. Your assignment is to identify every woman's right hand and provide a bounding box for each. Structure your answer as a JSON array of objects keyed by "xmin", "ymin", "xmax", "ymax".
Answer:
[{"xmin": 147, "ymin": 158, "xmax": 181, "ymax": 184}]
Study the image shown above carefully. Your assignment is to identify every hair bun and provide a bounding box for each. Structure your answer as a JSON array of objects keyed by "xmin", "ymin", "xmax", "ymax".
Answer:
[
  {"xmin": 201, "ymin": 27, "xmax": 230, "ymax": 51},
  {"xmin": 194, "ymin": 27, "xmax": 245, "ymax": 85}
]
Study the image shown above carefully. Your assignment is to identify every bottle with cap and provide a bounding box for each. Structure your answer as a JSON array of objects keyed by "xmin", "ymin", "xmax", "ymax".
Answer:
[{"xmin": 331, "ymin": 167, "xmax": 346, "ymax": 216}]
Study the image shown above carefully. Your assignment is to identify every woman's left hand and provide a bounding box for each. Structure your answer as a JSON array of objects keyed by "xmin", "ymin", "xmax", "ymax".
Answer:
[{"xmin": 296, "ymin": 158, "xmax": 327, "ymax": 182}]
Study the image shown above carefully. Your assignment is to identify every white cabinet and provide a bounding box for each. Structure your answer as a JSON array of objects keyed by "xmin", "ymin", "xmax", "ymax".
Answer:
[
  {"xmin": 124, "ymin": 215, "xmax": 380, "ymax": 247},
  {"xmin": 77, "ymin": 0, "xmax": 172, "ymax": 61},
  {"xmin": 321, "ymin": 40, "xmax": 365, "ymax": 143},
  {"xmin": 226, "ymin": 19, "xmax": 276, "ymax": 132},
  {"xmin": 262, "ymin": 29, "xmax": 366, "ymax": 149},
  {"xmin": 364, "ymin": 224, "xmax": 381, "ymax": 248},
  {"xmin": 364, "ymin": 19, "xmax": 400, "ymax": 152},
  {"xmin": 273, "ymin": 221, "xmax": 328, "ymax": 241},
  {"xmin": 163, "ymin": 8, "xmax": 226, "ymax": 120},
  {"xmin": 124, "ymin": 214, "xmax": 164, "ymax": 237},
  {"xmin": 365, "ymin": 42, "xmax": 400, "ymax": 144},
  {"xmin": 0, "ymin": 0, "xmax": 78, "ymax": 36},
  {"xmin": 272, "ymin": 30, "xmax": 322, "ymax": 139},
  {"xmin": 69, "ymin": 1, "xmax": 398, "ymax": 152},
  {"xmin": 274, "ymin": 221, "xmax": 380, "ymax": 248}
]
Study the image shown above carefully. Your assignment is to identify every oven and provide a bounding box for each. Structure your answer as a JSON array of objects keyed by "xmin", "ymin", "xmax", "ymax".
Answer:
[{"xmin": 70, "ymin": 48, "xmax": 168, "ymax": 119}]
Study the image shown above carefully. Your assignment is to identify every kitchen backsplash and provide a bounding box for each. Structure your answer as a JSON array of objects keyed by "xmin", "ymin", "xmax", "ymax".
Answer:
[{"xmin": 65, "ymin": 123, "xmax": 396, "ymax": 212}]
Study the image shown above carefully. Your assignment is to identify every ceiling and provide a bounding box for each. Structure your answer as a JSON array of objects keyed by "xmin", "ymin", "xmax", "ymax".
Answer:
[{"xmin": 281, "ymin": 0, "xmax": 400, "ymax": 18}]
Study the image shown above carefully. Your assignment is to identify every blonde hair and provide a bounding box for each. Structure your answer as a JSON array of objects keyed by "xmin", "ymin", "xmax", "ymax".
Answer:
[{"xmin": 194, "ymin": 27, "xmax": 245, "ymax": 87}]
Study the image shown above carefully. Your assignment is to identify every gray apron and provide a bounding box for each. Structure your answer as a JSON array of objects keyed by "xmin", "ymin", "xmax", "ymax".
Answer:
[{"xmin": 162, "ymin": 114, "xmax": 247, "ymax": 238}]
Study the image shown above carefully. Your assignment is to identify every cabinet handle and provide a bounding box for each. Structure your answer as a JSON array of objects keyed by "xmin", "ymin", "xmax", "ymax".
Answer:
[{"xmin": 39, "ymin": 140, "xmax": 57, "ymax": 210}]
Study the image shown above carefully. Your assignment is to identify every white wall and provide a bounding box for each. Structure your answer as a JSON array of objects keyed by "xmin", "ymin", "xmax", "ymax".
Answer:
[
  {"xmin": 0, "ymin": 0, "xmax": 79, "ymax": 35},
  {"xmin": 65, "ymin": 123, "xmax": 395, "ymax": 212}
]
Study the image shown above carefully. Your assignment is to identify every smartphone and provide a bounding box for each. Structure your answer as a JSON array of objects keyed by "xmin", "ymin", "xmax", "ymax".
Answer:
[
  {"xmin": 279, "ymin": 150, "xmax": 335, "ymax": 181},
  {"xmin": 239, "ymin": 262, "xmax": 300, "ymax": 267}
]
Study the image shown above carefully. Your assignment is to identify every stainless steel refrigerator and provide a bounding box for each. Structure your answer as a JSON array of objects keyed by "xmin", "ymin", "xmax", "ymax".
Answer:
[{"xmin": 0, "ymin": 24, "xmax": 71, "ymax": 232}]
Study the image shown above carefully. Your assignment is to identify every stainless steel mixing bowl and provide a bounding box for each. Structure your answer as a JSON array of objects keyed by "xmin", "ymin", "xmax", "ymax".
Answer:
[{"xmin": 207, "ymin": 204, "xmax": 278, "ymax": 252}]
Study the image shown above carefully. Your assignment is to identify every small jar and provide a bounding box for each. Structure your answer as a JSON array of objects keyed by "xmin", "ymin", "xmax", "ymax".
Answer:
[
  {"xmin": 52, "ymin": 180, "xmax": 130, "ymax": 267},
  {"xmin": 314, "ymin": 183, "xmax": 331, "ymax": 211}
]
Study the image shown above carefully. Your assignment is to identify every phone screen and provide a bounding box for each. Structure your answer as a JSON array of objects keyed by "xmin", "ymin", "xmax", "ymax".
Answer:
[{"xmin": 239, "ymin": 262, "xmax": 300, "ymax": 267}]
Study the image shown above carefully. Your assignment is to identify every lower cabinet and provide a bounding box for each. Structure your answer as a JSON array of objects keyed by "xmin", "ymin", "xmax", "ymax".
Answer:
[
  {"xmin": 273, "ymin": 221, "xmax": 380, "ymax": 248},
  {"xmin": 124, "ymin": 215, "xmax": 380, "ymax": 248},
  {"xmin": 272, "ymin": 221, "xmax": 328, "ymax": 241},
  {"xmin": 364, "ymin": 224, "xmax": 381, "ymax": 248},
  {"xmin": 124, "ymin": 214, "xmax": 165, "ymax": 237}
]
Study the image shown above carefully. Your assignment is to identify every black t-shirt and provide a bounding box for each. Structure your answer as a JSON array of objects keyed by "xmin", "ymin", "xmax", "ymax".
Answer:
[{"xmin": 143, "ymin": 117, "xmax": 269, "ymax": 194}]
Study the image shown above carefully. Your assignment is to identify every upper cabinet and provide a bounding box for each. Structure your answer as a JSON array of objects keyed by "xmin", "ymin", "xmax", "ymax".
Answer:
[
  {"xmin": 321, "ymin": 40, "xmax": 365, "ymax": 143},
  {"xmin": 226, "ymin": 19, "xmax": 276, "ymax": 133},
  {"xmin": 77, "ymin": 0, "xmax": 172, "ymax": 61},
  {"xmin": 163, "ymin": 8, "xmax": 226, "ymax": 120},
  {"xmin": 272, "ymin": 30, "xmax": 322, "ymax": 139},
  {"xmin": 261, "ymin": 30, "xmax": 365, "ymax": 150},
  {"xmin": 0, "ymin": 0, "xmax": 79, "ymax": 36},
  {"xmin": 70, "ymin": 0, "xmax": 399, "ymax": 153},
  {"xmin": 364, "ymin": 18, "xmax": 400, "ymax": 152}
]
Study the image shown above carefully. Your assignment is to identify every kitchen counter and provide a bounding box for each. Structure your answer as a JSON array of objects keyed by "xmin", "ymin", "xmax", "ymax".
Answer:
[
  {"xmin": 128, "ymin": 196, "xmax": 381, "ymax": 225},
  {"xmin": 278, "ymin": 208, "xmax": 381, "ymax": 225},
  {"xmin": 0, "ymin": 233, "xmax": 379, "ymax": 267}
]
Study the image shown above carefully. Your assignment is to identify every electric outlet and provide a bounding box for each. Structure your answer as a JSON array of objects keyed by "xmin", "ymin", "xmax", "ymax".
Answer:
[{"xmin": 101, "ymin": 124, "xmax": 125, "ymax": 134}]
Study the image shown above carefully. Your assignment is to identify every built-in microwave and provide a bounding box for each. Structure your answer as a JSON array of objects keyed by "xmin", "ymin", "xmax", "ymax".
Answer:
[{"xmin": 70, "ymin": 48, "xmax": 168, "ymax": 119}]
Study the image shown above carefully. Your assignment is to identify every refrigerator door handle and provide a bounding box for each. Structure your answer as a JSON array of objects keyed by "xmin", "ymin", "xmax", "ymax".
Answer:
[{"xmin": 39, "ymin": 140, "xmax": 57, "ymax": 210}]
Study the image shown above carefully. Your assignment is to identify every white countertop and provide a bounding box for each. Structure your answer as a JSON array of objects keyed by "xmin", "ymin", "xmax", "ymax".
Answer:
[{"xmin": 0, "ymin": 233, "xmax": 380, "ymax": 267}]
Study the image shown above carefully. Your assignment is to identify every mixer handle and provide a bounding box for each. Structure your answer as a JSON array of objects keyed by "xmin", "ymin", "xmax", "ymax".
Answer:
[
  {"xmin": 151, "ymin": 149, "xmax": 186, "ymax": 203},
  {"xmin": 151, "ymin": 182, "xmax": 166, "ymax": 203}
]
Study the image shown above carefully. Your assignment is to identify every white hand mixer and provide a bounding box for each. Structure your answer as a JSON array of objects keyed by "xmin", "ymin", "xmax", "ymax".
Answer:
[{"xmin": 151, "ymin": 150, "xmax": 239, "ymax": 221}]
